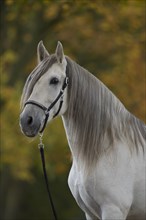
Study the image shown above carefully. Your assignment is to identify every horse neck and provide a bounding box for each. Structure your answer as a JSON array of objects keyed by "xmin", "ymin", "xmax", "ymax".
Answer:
[
  {"xmin": 62, "ymin": 58, "xmax": 125, "ymax": 167},
  {"xmin": 62, "ymin": 58, "xmax": 145, "ymax": 169}
]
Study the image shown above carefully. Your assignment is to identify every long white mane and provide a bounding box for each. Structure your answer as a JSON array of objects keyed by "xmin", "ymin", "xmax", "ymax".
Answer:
[{"xmin": 65, "ymin": 56, "xmax": 145, "ymax": 167}]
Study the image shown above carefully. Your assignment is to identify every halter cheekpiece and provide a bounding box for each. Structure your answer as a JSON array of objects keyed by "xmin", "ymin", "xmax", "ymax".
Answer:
[{"xmin": 24, "ymin": 76, "xmax": 69, "ymax": 133}]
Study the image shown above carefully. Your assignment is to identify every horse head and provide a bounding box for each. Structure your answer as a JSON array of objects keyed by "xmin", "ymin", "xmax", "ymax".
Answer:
[{"xmin": 20, "ymin": 41, "xmax": 68, "ymax": 137}]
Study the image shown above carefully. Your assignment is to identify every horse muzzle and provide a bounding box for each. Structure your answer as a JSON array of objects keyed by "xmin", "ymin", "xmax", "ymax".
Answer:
[{"xmin": 20, "ymin": 106, "xmax": 45, "ymax": 137}]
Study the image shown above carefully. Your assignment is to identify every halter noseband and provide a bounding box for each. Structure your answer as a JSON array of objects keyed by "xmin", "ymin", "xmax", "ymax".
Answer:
[{"xmin": 24, "ymin": 76, "xmax": 69, "ymax": 133}]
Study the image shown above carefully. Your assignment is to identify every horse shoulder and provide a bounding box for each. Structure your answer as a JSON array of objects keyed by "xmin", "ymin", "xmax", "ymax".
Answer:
[{"xmin": 68, "ymin": 141, "xmax": 145, "ymax": 218}]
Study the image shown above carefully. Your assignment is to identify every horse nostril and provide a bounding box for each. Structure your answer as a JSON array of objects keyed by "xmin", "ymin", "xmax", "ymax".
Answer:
[{"xmin": 27, "ymin": 116, "xmax": 33, "ymax": 125}]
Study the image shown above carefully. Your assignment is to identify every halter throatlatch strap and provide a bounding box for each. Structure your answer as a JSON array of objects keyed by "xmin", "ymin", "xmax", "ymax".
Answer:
[{"xmin": 24, "ymin": 76, "xmax": 69, "ymax": 133}]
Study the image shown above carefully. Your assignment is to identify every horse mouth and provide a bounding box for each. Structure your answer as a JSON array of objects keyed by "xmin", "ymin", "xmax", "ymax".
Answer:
[
  {"xmin": 25, "ymin": 130, "xmax": 39, "ymax": 137},
  {"xmin": 20, "ymin": 125, "xmax": 41, "ymax": 137}
]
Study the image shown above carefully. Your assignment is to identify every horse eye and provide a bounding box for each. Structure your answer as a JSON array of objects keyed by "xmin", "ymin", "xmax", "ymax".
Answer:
[{"xmin": 50, "ymin": 77, "xmax": 59, "ymax": 85}]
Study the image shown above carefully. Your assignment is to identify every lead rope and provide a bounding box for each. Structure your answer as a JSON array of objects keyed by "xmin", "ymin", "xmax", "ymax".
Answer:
[{"xmin": 38, "ymin": 133, "xmax": 58, "ymax": 220}]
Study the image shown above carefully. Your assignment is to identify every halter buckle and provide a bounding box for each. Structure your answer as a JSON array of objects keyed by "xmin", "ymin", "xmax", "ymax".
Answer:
[{"xmin": 38, "ymin": 133, "xmax": 44, "ymax": 149}]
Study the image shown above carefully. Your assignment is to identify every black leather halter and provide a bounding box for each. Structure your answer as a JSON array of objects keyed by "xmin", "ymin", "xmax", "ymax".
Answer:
[{"xmin": 24, "ymin": 76, "xmax": 69, "ymax": 133}]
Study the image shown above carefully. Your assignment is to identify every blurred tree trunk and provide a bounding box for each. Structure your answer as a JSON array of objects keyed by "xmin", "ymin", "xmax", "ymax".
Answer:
[{"xmin": 0, "ymin": 167, "xmax": 23, "ymax": 220}]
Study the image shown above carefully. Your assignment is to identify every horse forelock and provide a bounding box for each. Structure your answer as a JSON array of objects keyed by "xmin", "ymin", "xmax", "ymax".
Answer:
[
  {"xmin": 20, "ymin": 55, "xmax": 57, "ymax": 109},
  {"xmin": 65, "ymin": 57, "xmax": 145, "ymax": 169}
]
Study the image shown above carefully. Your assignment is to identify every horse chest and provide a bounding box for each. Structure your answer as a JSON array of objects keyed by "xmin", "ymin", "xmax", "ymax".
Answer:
[{"xmin": 68, "ymin": 163, "xmax": 101, "ymax": 218}]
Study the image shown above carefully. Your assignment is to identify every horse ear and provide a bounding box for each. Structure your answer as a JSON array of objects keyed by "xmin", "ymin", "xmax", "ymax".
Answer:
[
  {"xmin": 55, "ymin": 41, "xmax": 65, "ymax": 63},
  {"xmin": 37, "ymin": 41, "xmax": 50, "ymax": 63}
]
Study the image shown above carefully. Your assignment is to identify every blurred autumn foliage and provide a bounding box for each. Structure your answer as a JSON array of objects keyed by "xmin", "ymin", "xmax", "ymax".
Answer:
[{"xmin": 0, "ymin": 0, "xmax": 145, "ymax": 220}]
